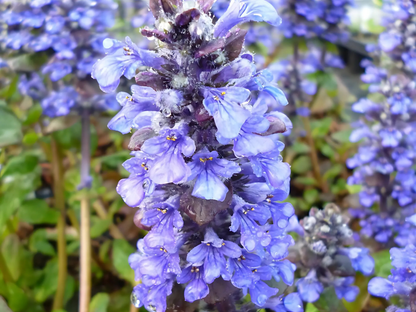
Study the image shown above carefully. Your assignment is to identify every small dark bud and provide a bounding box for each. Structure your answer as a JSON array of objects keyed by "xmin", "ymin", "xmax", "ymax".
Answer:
[
  {"xmin": 194, "ymin": 38, "xmax": 226, "ymax": 58},
  {"xmin": 195, "ymin": 106, "xmax": 212, "ymax": 123},
  {"xmin": 175, "ymin": 8, "xmax": 200, "ymax": 27},
  {"xmin": 128, "ymin": 127, "xmax": 156, "ymax": 151},
  {"xmin": 258, "ymin": 116, "xmax": 286, "ymax": 136},
  {"xmin": 141, "ymin": 28, "xmax": 172, "ymax": 43},
  {"xmin": 224, "ymin": 29, "xmax": 248, "ymax": 62},
  {"xmin": 133, "ymin": 209, "xmax": 152, "ymax": 231},
  {"xmin": 135, "ymin": 72, "xmax": 165, "ymax": 91}
]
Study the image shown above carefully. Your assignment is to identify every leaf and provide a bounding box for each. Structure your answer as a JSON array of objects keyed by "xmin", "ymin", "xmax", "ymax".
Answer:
[
  {"xmin": 310, "ymin": 88, "xmax": 333, "ymax": 113},
  {"xmin": 291, "ymin": 156, "xmax": 312, "ymax": 174},
  {"xmin": 23, "ymin": 132, "xmax": 39, "ymax": 145},
  {"xmin": 313, "ymin": 287, "xmax": 348, "ymax": 312},
  {"xmin": 1, "ymin": 234, "xmax": 21, "ymax": 281},
  {"xmin": 346, "ymin": 184, "xmax": 362, "ymax": 194},
  {"xmin": 5, "ymin": 283, "xmax": 29, "ymax": 311},
  {"xmin": 291, "ymin": 142, "xmax": 311, "ymax": 154},
  {"xmin": 294, "ymin": 177, "xmax": 318, "ymax": 186},
  {"xmin": 323, "ymin": 164, "xmax": 343, "ymax": 181},
  {"xmin": 2, "ymin": 154, "xmax": 38, "ymax": 176},
  {"xmin": 373, "ymin": 250, "xmax": 393, "ymax": 278},
  {"xmin": 306, "ymin": 304, "xmax": 319, "ymax": 312},
  {"xmin": 311, "ymin": 117, "xmax": 332, "ymax": 138},
  {"xmin": 23, "ymin": 104, "xmax": 43, "ymax": 126},
  {"xmin": 34, "ymin": 259, "xmax": 59, "ymax": 302},
  {"xmin": 112, "ymin": 239, "xmax": 136, "ymax": 284},
  {"xmin": 332, "ymin": 129, "xmax": 353, "ymax": 144},
  {"xmin": 29, "ymin": 229, "xmax": 56, "ymax": 256},
  {"xmin": 18, "ymin": 199, "xmax": 59, "ymax": 224},
  {"xmin": 304, "ymin": 189, "xmax": 319, "ymax": 204},
  {"xmin": 0, "ymin": 76, "xmax": 18, "ymax": 100},
  {"xmin": 320, "ymin": 144, "xmax": 335, "ymax": 159},
  {"xmin": 91, "ymin": 217, "xmax": 112, "ymax": 238},
  {"xmin": 90, "ymin": 293, "xmax": 110, "ymax": 312},
  {"xmin": 0, "ymin": 107, "xmax": 22, "ymax": 147}
]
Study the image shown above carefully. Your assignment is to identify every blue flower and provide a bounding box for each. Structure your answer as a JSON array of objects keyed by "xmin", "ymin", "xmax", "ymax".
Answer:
[
  {"xmin": 187, "ymin": 228, "xmax": 242, "ymax": 284},
  {"xmin": 188, "ymin": 148, "xmax": 241, "ymax": 201},
  {"xmin": 378, "ymin": 32, "xmax": 402, "ymax": 52},
  {"xmin": 264, "ymin": 293, "xmax": 304, "ymax": 312},
  {"xmin": 214, "ymin": 0, "xmax": 282, "ymax": 37},
  {"xmin": 42, "ymin": 62, "xmax": 72, "ymax": 82},
  {"xmin": 141, "ymin": 125, "xmax": 196, "ymax": 184},
  {"xmin": 132, "ymin": 277, "xmax": 174, "ymax": 312},
  {"xmin": 202, "ymin": 87, "xmax": 251, "ymax": 140},
  {"xmin": 92, "ymin": 37, "xmax": 165, "ymax": 93},
  {"xmin": 177, "ymin": 266, "xmax": 209, "ymax": 302},
  {"xmin": 333, "ymin": 277, "xmax": 359, "ymax": 302},
  {"xmin": 297, "ymin": 270, "xmax": 324, "ymax": 303},
  {"xmin": 344, "ymin": 247, "xmax": 375, "ymax": 276},
  {"xmin": 41, "ymin": 87, "xmax": 77, "ymax": 117}
]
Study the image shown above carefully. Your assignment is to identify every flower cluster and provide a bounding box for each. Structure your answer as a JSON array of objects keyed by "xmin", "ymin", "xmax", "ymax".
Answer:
[
  {"xmin": 289, "ymin": 204, "xmax": 374, "ymax": 303},
  {"xmin": 269, "ymin": 46, "xmax": 344, "ymax": 108},
  {"xmin": 92, "ymin": 0, "xmax": 302, "ymax": 311},
  {"xmin": 374, "ymin": 0, "xmax": 416, "ymax": 74},
  {"xmin": 274, "ymin": 0, "xmax": 353, "ymax": 42},
  {"xmin": 1, "ymin": 0, "xmax": 118, "ymax": 117},
  {"xmin": 368, "ymin": 244, "xmax": 416, "ymax": 312},
  {"xmin": 347, "ymin": 60, "xmax": 416, "ymax": 246}
]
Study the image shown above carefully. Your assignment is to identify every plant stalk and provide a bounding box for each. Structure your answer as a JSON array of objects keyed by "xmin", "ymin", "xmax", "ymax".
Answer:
[
  {"xmin": 0, "ymin": 251, "xmax": 13, "ymax": 282},
  {"xmin": 79, "ymin": 110, "xmax": 92, "ymax": 312},
  {"xmin": 51, "ymin": 137, "xmax": 68, "ymax": 311}
]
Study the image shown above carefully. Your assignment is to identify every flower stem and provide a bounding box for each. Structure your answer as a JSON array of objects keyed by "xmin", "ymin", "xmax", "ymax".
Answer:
[
  {"xmin": 79, "ymin": 110, "xmax": 92, "ymax": 312},
  {"xmin": 301, "ymin": 116, "xmax": 329, "ymax": 193},
  {"xmin": 79, "ymin": 194, "xmax": 91, "ymax": 312},
  {"xmin": 51, "ymin": 137, "xmax": 67, "ymax": 311}
]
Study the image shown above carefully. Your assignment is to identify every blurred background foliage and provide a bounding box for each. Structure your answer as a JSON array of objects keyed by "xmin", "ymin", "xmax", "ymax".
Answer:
[{"xmin": 0, "ymin": 0, "xmax": 392, "ymax": 311}]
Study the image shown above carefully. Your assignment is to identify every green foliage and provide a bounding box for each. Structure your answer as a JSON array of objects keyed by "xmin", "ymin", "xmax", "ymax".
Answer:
[
  {"xmin": 112, "ymin": 239, "xmax": 136, "ymax": 284},
  {"xmin": 373, "ymin": 250, "xmax": 393, "ymax": 278}
]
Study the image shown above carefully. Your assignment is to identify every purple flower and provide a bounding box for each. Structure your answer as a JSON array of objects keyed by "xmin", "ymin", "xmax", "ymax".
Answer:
[
  {"xmin": 141, "ymin": 125, "xmax": 196, "ymax": 184},
  {"xmin": 92, "ymin": 37, "xmax": 165, "ymax": 93},
  {"xmin": 187, "ymin": 228, "xmax": 242, "ymax": 284},
  {"xmin": 177, "ymin": 266, "xmax": 209, "ymax": 302},
  {"xmin": 41, "ymin": 87, "xmax": 77, "ymax": 117},
  {"xmin": 297, "ymin": 270, "xmax": 324, "ymax": 303},
  {"xmin": 265, "ymin": 293, "xmax": 304, "ymax": 312},
  {"xmin": 333, "ymin": 277, "xmax": 359, "ymax": 302},
  {"xmin": 202, "ymin": 87, "xmax": 251, "ymax": 140},
  {"xmin": 214, "ymin": 0, "xmax": 282, "ymax": 37},
  {"xmin": 117, "ymin": 154, "xmax": 155, "ymax": 207},
  {"xmin": 188, "ymin": 149, "xmax": 241, "ymax": 201},
  {"xmin": 378, "ymin": 32, "xmax": 402, "ymax": 52}
]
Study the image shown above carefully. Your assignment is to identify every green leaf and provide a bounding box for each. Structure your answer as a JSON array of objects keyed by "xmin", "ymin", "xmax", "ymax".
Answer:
[
  {"xmin": 331, "ymin": 129, "xmax": 352, "ymax": 144},
  {"xmin": 306, "ymin": 304, "xmax": 319, "ymax": 312},
  {"xmin": 0, "ymin": 107, "xmax": 22, "ymax": 147},
  {"xmin": 373, "ymin": 250, "xmax": 393, "ymax": 278},
  {"xmin": 18, "ymin": 199, "xmax": 59, "ymax": 224},
  {"xmin": 29, "ymin": 229, "xmax": 56, "ymax": 256},
  {"xmin": 112, "ymin": 239, "xmax": 136, "ymax": 284},
  {"xmin": 291, "ymin": 156, "xmax": 312, "ymax": 174},
  {"xmin": 23, "ymin": 132, "xmax": 39, "ymax": 145},
  {"xmin": 311, "ymin": 117, "xmax": 332, "ymax": 138},
  {"xmin": 1, "ymin": 234, "xmax": 21, "ymax": 281},
  {"xmin": 34, "ymin": 259, "xmax": 59, "ymax": 302},
  {"xmin": 346, "ymin": 184, "xmax": 362, "ymax": 194},
  {"xmin": 291, "ymin": 142, "xmax": 311, "ymax": 154},
  {"xmin": 293, "ymin": 177, "xmax": 318, "ymax": 186},
  {"xmin": 91, "ymin": 217, "xmax": 112, "ymax": 238},
  {"xmin": 323, "ymin": 164, "xmax": 343, "ymax": 181},
  {"xmin": 304, "ymin": 189, "xmax": 319, "ymax": 204},
  {"xmin": 44, "ymin": 116, "xmax": 81, "ymax": 134},
  {"xmin": 313, "ymin": 288, "xmax": 348, "ymax": 312},
  {"xmin": 5, "ymin": 283, "xmax": 29, "ymax": 312},
  {"xmin": 23, "ymin": 104, "xmax": 43, "ymax": 126},
  {"xmin": 99, "ymin": 240, "xmax": 112, "ymax": 263},
  {"xmin": 90, "ymin": 293, "xmax": 110, "ymax": 312},
  {"xmin": 63, "ymin": 276, "xmax": 75, "ymax": 305},
  {"xmin": 320, "ymin": 144, "xmax": 335, "ymax": 159},
  {"xmin": 0, "ymin": 76, "xmax": 18, "ymax": 100},
  {"xmin": 2, "ymin": 154, "xmax": 38, "ymax": 176}
]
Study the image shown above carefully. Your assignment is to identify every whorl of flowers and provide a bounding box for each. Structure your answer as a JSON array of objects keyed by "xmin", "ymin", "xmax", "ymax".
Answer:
[
  {"xmin": 92, "ymin": 0, "xmax": 303, "ymax": 311},
  {"xmin": 289, "ymin": 204, "xmax": 374, "ymax": 303},
  {"xmin": 368, "ymin": 244, "xmax": 416, "ymax": 312},
  {"xmin": 372, "ymin": 0, "xmax": 416, "ymax": 74},
  {"xmin": 274, "ymin": 0, "xmax": 353, "ymax": 42},
  {"xmin": 0, "ymin": 0, "xmax": 118, "ymax": 117},
  {"xmin": 347, "ymin": 62, "xmax": 416, "ymax": 245}
]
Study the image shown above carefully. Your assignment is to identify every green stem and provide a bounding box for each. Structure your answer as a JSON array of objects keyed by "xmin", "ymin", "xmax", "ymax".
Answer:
[
  {"xmin": 51, "ymin": 137, "xmax": 67, "ymax": 311},
  {"xmin": 0, "ymin": 251, "xmax": 13, "ymax": 282}
]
